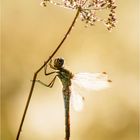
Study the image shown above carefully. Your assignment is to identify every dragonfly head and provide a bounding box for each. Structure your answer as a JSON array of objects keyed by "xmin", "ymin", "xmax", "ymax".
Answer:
[{"xmin": 54, "ymin": 58, "xmax": 64, "ymax": 68}]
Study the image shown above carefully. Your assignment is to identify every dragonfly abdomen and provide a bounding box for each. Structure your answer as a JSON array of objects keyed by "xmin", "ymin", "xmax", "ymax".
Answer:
[{"xmin": 63, "ymin": 87, "xmax": 71, "ymax": 140}]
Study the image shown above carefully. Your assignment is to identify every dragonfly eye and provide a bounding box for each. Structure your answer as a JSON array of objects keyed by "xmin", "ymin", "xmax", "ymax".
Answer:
[{"xmin": 54, "ymin": 58, "xmax": 64, "ymax": 68}]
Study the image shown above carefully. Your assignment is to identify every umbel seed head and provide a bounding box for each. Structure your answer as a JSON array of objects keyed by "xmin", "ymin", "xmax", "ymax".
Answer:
[
  {"xmin": 40, "ymin": 0, "xmax": 117, "ymax": 31},
  {"xmin": 40, "ymin": 0, "xmax": 48, "ymax": 7}
]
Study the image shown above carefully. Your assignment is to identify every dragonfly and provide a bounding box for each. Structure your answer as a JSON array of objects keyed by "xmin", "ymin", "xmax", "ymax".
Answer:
[{"xmin": 34, "ymin": 57, "xmax": 112, "ymax": 140}]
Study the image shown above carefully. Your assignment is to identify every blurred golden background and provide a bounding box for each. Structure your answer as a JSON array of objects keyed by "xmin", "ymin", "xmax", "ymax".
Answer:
[{"xmin": 1, "ymin": 0, "xmax": 139, "ymax": 140}]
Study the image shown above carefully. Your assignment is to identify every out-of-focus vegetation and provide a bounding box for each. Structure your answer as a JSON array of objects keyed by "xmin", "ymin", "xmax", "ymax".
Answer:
[{"xmin": 1, "ymin": 0, "xmax": 139, "ymax": 140}]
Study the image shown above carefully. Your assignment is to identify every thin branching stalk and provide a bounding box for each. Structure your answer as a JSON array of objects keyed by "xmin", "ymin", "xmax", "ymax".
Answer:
[{"xmin": 16, "ymin": 7, "xmax": 81, "ymax": 140}]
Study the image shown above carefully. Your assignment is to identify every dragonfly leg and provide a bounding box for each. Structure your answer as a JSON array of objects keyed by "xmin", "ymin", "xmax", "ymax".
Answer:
[
  {"xmin": 33, "ymin": 75, "xmax": 57, "ymax": 88},
  {"xmin": 44, "ymin": 60, "xmax": 57, "ymax": 75},
  {"xmin": 44, "ymin": 71, "xmax": 56, "ymax": 76},
  {"xmin": 48, "ymin": 75, "xmax": 57, "ymax": 88},
  {"xmin": 48, "ymin": 59, "xmax": 57, "ymax": 70}
]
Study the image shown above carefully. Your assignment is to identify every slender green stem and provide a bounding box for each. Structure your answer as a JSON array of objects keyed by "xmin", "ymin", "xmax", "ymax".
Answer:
[{"xmin": 16, "ymin": 7, "xmax": 81, "ymax": 140}]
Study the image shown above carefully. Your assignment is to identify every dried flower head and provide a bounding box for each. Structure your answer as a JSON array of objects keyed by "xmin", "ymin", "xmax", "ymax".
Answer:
[{"xmin": 40, "ymin": 0, "xmax": 117, "ymax": 31}]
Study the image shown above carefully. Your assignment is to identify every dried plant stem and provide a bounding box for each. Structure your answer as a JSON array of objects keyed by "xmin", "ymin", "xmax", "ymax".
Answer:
[{"xmin": 16, "ymin": 7, "xmax": 81, "ymax": 140}]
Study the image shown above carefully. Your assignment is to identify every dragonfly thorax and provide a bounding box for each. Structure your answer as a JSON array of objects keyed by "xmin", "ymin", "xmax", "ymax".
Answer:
[{"xmin": 57, "ymin": 68, "xmax": 73, "ymax": 88}]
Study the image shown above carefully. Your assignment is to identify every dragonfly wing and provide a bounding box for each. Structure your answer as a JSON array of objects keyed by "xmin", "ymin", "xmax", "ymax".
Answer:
[
  {"xmin": 70, "ymin": 86, "xmax": 84, "ymax": 112},
  {"xmin": 72, "ymin": 72, "xmax": 111, "ymax": 91}
]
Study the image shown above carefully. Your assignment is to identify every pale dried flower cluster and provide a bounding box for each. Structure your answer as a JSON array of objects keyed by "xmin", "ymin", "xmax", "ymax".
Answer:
[{"xmin": 40, "ymin": 0, "xmax": 117, "ymax": 30}]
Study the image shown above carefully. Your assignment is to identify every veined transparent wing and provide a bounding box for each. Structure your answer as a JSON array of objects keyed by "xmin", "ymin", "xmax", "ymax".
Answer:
[
  {"xmin": 72, "ymin": 72, "xmax": 111, "ymax": 91},
  {"xmin": 70, "ymin": 72, "xmax": 111, "ymax": 112},
  {"xmin": 71, "ymin": 86, "xmax": 84, "ymax": 112}
]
